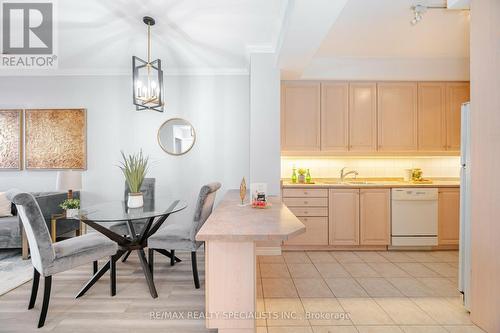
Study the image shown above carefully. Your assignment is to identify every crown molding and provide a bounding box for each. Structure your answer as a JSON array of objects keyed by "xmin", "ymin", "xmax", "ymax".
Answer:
[{"xmin": 0, "ymin": 67, "xmax": 249, "ymax": 77}]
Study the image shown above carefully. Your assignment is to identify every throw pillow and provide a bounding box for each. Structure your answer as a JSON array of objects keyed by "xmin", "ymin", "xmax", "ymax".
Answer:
[{"xmin": 0, "ymin": 192, "xmax": 13, "ymax": 217}]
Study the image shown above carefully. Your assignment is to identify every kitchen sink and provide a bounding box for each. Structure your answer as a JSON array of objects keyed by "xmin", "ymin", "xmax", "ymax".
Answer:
[{"xmin": 346, "ymin": 181, "xmax": 375, "ymax": 185}]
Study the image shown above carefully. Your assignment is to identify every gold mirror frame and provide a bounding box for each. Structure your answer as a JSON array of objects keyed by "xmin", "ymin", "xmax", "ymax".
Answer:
[{"xmin": 157, "ymin": 118, "xmax": 196, "ymax": 156}]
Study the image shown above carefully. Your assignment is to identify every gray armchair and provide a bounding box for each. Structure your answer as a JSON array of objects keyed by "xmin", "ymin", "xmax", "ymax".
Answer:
[
  {"xmin": 7, "ymin": 190, "xmax": 118, "ymax": 328},
  {"xmin": 148, "ymin": 182, "xmax": 221, "ymax": 289}
]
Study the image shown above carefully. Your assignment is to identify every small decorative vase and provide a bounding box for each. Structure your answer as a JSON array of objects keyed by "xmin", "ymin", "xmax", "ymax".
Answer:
[
  {"xmin": 298, "ymin": 174, "xmax": 305, "ymax": 183},
  {"xmin": 127, "ymin": 193, "xmax": 144, "ymax": 208},
  {"xmin": 66, "ymin": 209, "xmax": 79, "ymax": 219}
]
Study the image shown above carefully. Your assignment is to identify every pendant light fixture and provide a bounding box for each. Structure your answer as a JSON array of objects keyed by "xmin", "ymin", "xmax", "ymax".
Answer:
[{"xmin": 132, "ymin": 16, "xmax": 164, "ymax": 112}]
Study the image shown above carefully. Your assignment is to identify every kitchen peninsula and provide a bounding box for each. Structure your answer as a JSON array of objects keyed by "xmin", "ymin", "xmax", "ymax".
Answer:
[{"xmin": 196, "ymin": 190, "xmax": 305, "ymax": 333}]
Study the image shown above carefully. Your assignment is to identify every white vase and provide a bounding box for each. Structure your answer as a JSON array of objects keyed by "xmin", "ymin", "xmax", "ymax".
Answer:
[
  {"xmin": 66, "ymin": 208, "xmax": 79, "ymax": 219},
  {"xmin": 127, "ymin": 193, "xmax": 144, "ymax": 208}
]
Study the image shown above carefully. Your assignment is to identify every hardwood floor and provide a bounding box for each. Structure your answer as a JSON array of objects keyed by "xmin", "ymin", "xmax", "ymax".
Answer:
[{"xmin": 0, "ymin": 251, "xmax": 212, "ymax": 333}]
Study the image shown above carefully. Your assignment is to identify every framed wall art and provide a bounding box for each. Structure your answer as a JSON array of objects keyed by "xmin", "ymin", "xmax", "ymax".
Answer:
[
  {"xmin": 0, "ymin": 109, "xmax": 23, "ymax": 170},
  {"xmin": 25, "ymin": 109, "xmax": 87, "ymax": 170}
]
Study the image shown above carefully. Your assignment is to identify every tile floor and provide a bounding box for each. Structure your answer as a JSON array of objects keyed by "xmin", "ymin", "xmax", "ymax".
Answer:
[{"xmin": 256, "ymin": 251, "xmax": 485, "ymax": 333}]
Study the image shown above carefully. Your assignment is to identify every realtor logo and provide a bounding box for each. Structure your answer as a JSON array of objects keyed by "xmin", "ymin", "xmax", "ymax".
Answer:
[{"xmin": 1, "ymin": 0, "xmax": 57, "ymax": 68}]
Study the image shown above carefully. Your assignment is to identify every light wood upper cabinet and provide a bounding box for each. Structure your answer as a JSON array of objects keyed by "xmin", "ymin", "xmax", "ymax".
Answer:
[
  {"xmin": 446, "ymin": 82, "xmax": 470, "ymax": 151},
  {"xmin": 377, "ymin": 83, "xmax": 418, "ymax": 152},
  {"xmin": 321, "ymin": 82, "xmax": 349, "ymax": 152},
  {"xmin": 438, "ymin": 188, "xmax": 460, "ymax": 245},
  {"xmin": 360, "ymin": 189, "xmax": 390, "ymax": 245},
  {"xmin": 329, "ymin": 189, "xmax": 360, "ymax": 245},
  {"xmin": 349, "ymin": 83, "xmax": 377, "ymax": 152},
  {"xmin": 281, "ymin": 82, "xmax": 321, "ymax": 151},
  {"xmin": 418, "ymin": 83, "xmax": 447, "ymax": 151}
]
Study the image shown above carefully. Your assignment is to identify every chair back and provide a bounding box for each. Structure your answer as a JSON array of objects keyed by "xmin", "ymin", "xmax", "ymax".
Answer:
[
  {"xmin": 191, "ymin": 182, "xmax": 221, "ymax": 240},
  {"xmin": 6, "ymin": 190, "xmax": 55, "ymax": 275},
  {"xmin": 124, "ymin": 178, "xmax": 155, "ymax": 210}
]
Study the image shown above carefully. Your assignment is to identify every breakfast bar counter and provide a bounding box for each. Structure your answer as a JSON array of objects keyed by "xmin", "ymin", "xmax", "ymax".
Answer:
[{"xmin": 196, "ymin": 190, "xmax": 305, "ymax": 333}]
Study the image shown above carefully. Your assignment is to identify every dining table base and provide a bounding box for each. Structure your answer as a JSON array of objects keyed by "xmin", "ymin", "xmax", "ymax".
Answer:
[{"xmin": 76, "ymin": 200, "xmax": 181, "ymax": 299}]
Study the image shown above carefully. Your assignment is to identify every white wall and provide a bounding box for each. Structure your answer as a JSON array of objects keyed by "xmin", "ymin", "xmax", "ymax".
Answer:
[
  {"xmin": 0, "ymin": 75, "xmax": 250, "ymax": 223},
  {"xmin": 250, "ymin": 53, "xmax": 281, "ymax": 195}
]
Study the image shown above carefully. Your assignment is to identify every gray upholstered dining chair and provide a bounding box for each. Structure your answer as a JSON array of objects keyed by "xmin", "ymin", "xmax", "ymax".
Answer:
[
  {"xmin": 6, "ymin": 190, "xmax": 118, "ymax": 328},
  {"xmin": 109, "ymin": 178, "xmax": 155, "ymax": 263},
  {"xmin": 148, "ymin": 182, "xmax": 221, "ymax": 289}
]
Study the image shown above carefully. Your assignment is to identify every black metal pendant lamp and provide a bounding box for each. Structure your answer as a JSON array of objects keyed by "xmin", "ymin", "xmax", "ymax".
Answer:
[{"xmin": 132, "ymin": 16, "xmax": 164, "ymax": 112}]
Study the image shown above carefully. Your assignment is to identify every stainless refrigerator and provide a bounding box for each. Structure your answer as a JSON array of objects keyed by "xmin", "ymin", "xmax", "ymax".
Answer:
[{"xmin": 458, "ymin": 102, "xmax": 471, "ymax": 311}]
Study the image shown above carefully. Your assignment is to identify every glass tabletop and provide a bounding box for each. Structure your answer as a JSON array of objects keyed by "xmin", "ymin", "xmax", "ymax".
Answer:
[{"xmin": 77, "ymin": 197, "xmax": 187, "ymax": 222}]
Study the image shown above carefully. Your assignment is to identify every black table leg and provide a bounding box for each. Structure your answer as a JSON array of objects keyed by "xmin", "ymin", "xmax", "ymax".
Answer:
[
  {"xmin": 76, "ymin": 261, "xmax": 110, "ymax": 298},
  {"xmin": 155, "ymin": 249, "xmax": 182, "ymax": 263},
  {"xmin": 137, "ymin": 249, "xmax": 158, "ymax": 298},
  {"xmin": 76, "ymin": 251, "xmax": 124, "ymax": 298}
]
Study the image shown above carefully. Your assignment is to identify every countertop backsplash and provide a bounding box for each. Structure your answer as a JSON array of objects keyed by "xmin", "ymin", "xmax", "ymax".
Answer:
[{"xmin": 281, "ymin": 156, "xmax": 461, "ymax": 179}]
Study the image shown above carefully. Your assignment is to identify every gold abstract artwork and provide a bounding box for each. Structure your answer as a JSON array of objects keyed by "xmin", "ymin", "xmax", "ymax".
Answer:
[
  {"xmin": 0, "ymin": 109, "xmax": 22, "ymax": 170},
  {"xmin": 25, "ymin": 109, "xmax": 87, "ymax": 169}
]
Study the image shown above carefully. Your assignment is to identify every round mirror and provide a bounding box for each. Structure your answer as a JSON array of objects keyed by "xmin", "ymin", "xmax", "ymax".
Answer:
[{"xmin": 157, "ymin": 118, "xmax": 196, "ymax": 155}]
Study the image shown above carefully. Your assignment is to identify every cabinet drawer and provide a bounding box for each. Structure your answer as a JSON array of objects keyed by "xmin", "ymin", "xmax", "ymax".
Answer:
[
  {"xmin": 285, "ymin": 217, "xmax": 328, "ymax": 245},
  {"xmin": 283, "ymin": 197, "xmax": 328, "ymax": 207},
  {"xmin": 289, "ymin": 207, "xmax": 328, "ymax": 217},
  {"xmin": 282, "ymin": 188, "xmax": 328, "ymax": 198}
]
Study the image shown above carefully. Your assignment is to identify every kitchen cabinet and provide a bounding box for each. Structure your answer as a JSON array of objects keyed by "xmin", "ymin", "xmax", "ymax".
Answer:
[
  {"xmin": 360, "ymin": 189, "xmax": 391, "ymax": 245},
  {"xmin": 438, "ymin": 188, "xmax": 460, "ymax": 245},
  {"xmin": 329, "ymin": 189, "xmax": 360, "ymax": 245},
  {"xmin": 446, "ymin": 82, "xmax": 470, "ymax": 151},
  {"xmin": 282, "ymin": 187, "xmax": 328, "ymax": 246},
  {"xmin": 418, "ymin": 83, "xmax": 447, "ymax": 151},
  {"xmin": 377, "ymin": 82, "xmax": 418, "ymax": 151},
  {"xmin": 321, "ymin": 82, "xmax": 349, "ymax": 152},
  {"xmin": 281, "ymin": 82, "xmax": 321, "ymax": 151},
  {"xmin": 349, "ymin": 82, "xmax": 377, "ymax": 152}
]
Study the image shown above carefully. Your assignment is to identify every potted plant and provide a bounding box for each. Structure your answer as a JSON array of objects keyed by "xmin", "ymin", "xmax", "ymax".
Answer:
[
  {"xmin": 119, "ymin": 150, "xmax": 149, "ymax": 208},
  {"xmin": 298, "ymin": 168, "xmax": 307, "ymax": 183},
  {"xmin": 59, "ymin": 198, "xmax": 80, "ymax": 218}
]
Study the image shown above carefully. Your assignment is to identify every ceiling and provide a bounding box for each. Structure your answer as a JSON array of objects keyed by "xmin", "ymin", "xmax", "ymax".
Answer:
[
  {"xmin": 8, "ymin": 0, "xmax": 287, "ymax": 75},
  {"xmin": 315, "ymin": 0, "xmax": 470, "ymax": 59}
]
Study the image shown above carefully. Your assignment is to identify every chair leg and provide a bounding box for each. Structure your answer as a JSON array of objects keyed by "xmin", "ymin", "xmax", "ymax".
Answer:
[
  {"xmin": 110, "ymin": 256, "xmax": 116, "ymax": 296},
  {"xmin": 170, "ymin": 250, "xmax": 175, "ymax": 266},
  {"xmin": 93, "ymin": 261, "xmax": 98, "ymax": 274},
  {"xmin": 148, "ymin": 248, "xmax": 154, "ymax": 279},
  {"xmin": 191, "ymin": 251, "xmax": 200, "ymax": 289},
  {"xmin": 28, "ymin": 268, "xmax": 40, "ymax": 309},
  {"xmin": 38, "ymin": 276, "xmax": 52, "ymax": 328}
]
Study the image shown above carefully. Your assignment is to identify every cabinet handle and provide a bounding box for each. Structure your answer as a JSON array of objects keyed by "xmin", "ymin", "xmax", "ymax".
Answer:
[
  {"xmin": 304, "ymin": 201, "xmax": 309, "ymax": 205},
  {"xmin": 303, "ymin": 191, "xmax": 308, "ymax": 195},
  {"xmin": 304, "ymin": 211, "xmax": 309, "ymax": 214},
  {"xmin": 303, "ymin": 218, "xmax": 308, "ymax": 221}
]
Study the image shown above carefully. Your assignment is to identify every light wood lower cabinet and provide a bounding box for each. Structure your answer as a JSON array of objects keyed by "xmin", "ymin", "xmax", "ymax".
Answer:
[
  {"xmin": 438, "ymin": 188, "xmax": 460, "ymax": 245},
  {"xmin": 283, "ymin": 188, "xmax": 328, "ymax": 246},
  {"xmin": 329, "ymin": 189, "xmax": 360, "ymax": 245},
  {"xmin": 360, "ymin": 189, "xmax": 391, "ymax": 245},
  {"xmin": 285, "ymin": 217, "xmax": 329, "ymax": 245}
]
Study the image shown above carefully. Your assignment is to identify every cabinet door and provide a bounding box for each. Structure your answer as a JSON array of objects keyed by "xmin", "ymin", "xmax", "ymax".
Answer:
[
  {"xmin": 418, "ymin": 83, "xmax": 447, "ymax": 151},
  {"xmin": 438, "ymin": 188, "xmax": 460, "ymax": 245},
  {"xmin": 281, "ymin": 82, "xmax": 321, "ymax": 151},
  {"xmin": 329, "ymin": 189, "xmax": 359, "ymax": 245},
  {"xmin": 446, "ymin": 82, "xmax": 470, "ymax": 151},
  {"xmin": 285, "ymin": 217, "xmax": 329, "ymax": 245},
  {"xmin": 349, "ymin": 83, "xmax": 377, "ymax": 152},
  {"xmin": 321, "ymin": 82, "xmax": 349, "ymax": 152},
  {"xmin": 377, "ymin": 83, "xmax": 418, "ymax": 151},
  {"xmin": 360, "ymin": 189, "xmax": 390, "ymax": 245}
]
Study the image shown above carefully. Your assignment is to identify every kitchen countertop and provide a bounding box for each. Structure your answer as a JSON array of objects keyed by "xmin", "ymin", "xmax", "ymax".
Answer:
[
  {"xmin": 196, "ymin": 189, "xmax": 306, "ymax": 241},
  {"xmin": 282, "ymin": 178, "xmax": 460, "ymax": 188}
]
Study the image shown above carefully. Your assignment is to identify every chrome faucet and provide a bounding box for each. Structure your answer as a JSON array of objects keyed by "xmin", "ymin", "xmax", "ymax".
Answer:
[{"xmin": 340, "ymin": 167, "xmax": 359, "ymax": 182}]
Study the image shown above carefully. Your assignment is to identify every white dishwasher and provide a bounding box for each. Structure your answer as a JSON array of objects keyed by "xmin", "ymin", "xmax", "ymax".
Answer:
[{"xmin": 391, "ymin": 188, "xmax": 438, "ymax": 247}]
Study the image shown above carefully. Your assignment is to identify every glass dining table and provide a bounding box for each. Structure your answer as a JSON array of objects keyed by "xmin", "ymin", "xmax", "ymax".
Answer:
[{"xmin": 75, "ymin": 197, "xmax": 187, "ymax": 299}]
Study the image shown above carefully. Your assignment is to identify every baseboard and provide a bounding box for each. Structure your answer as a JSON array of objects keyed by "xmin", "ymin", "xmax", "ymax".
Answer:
[{"xmin": 255, "ymin": 247, "xmax": 282, "ymax": 256}]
